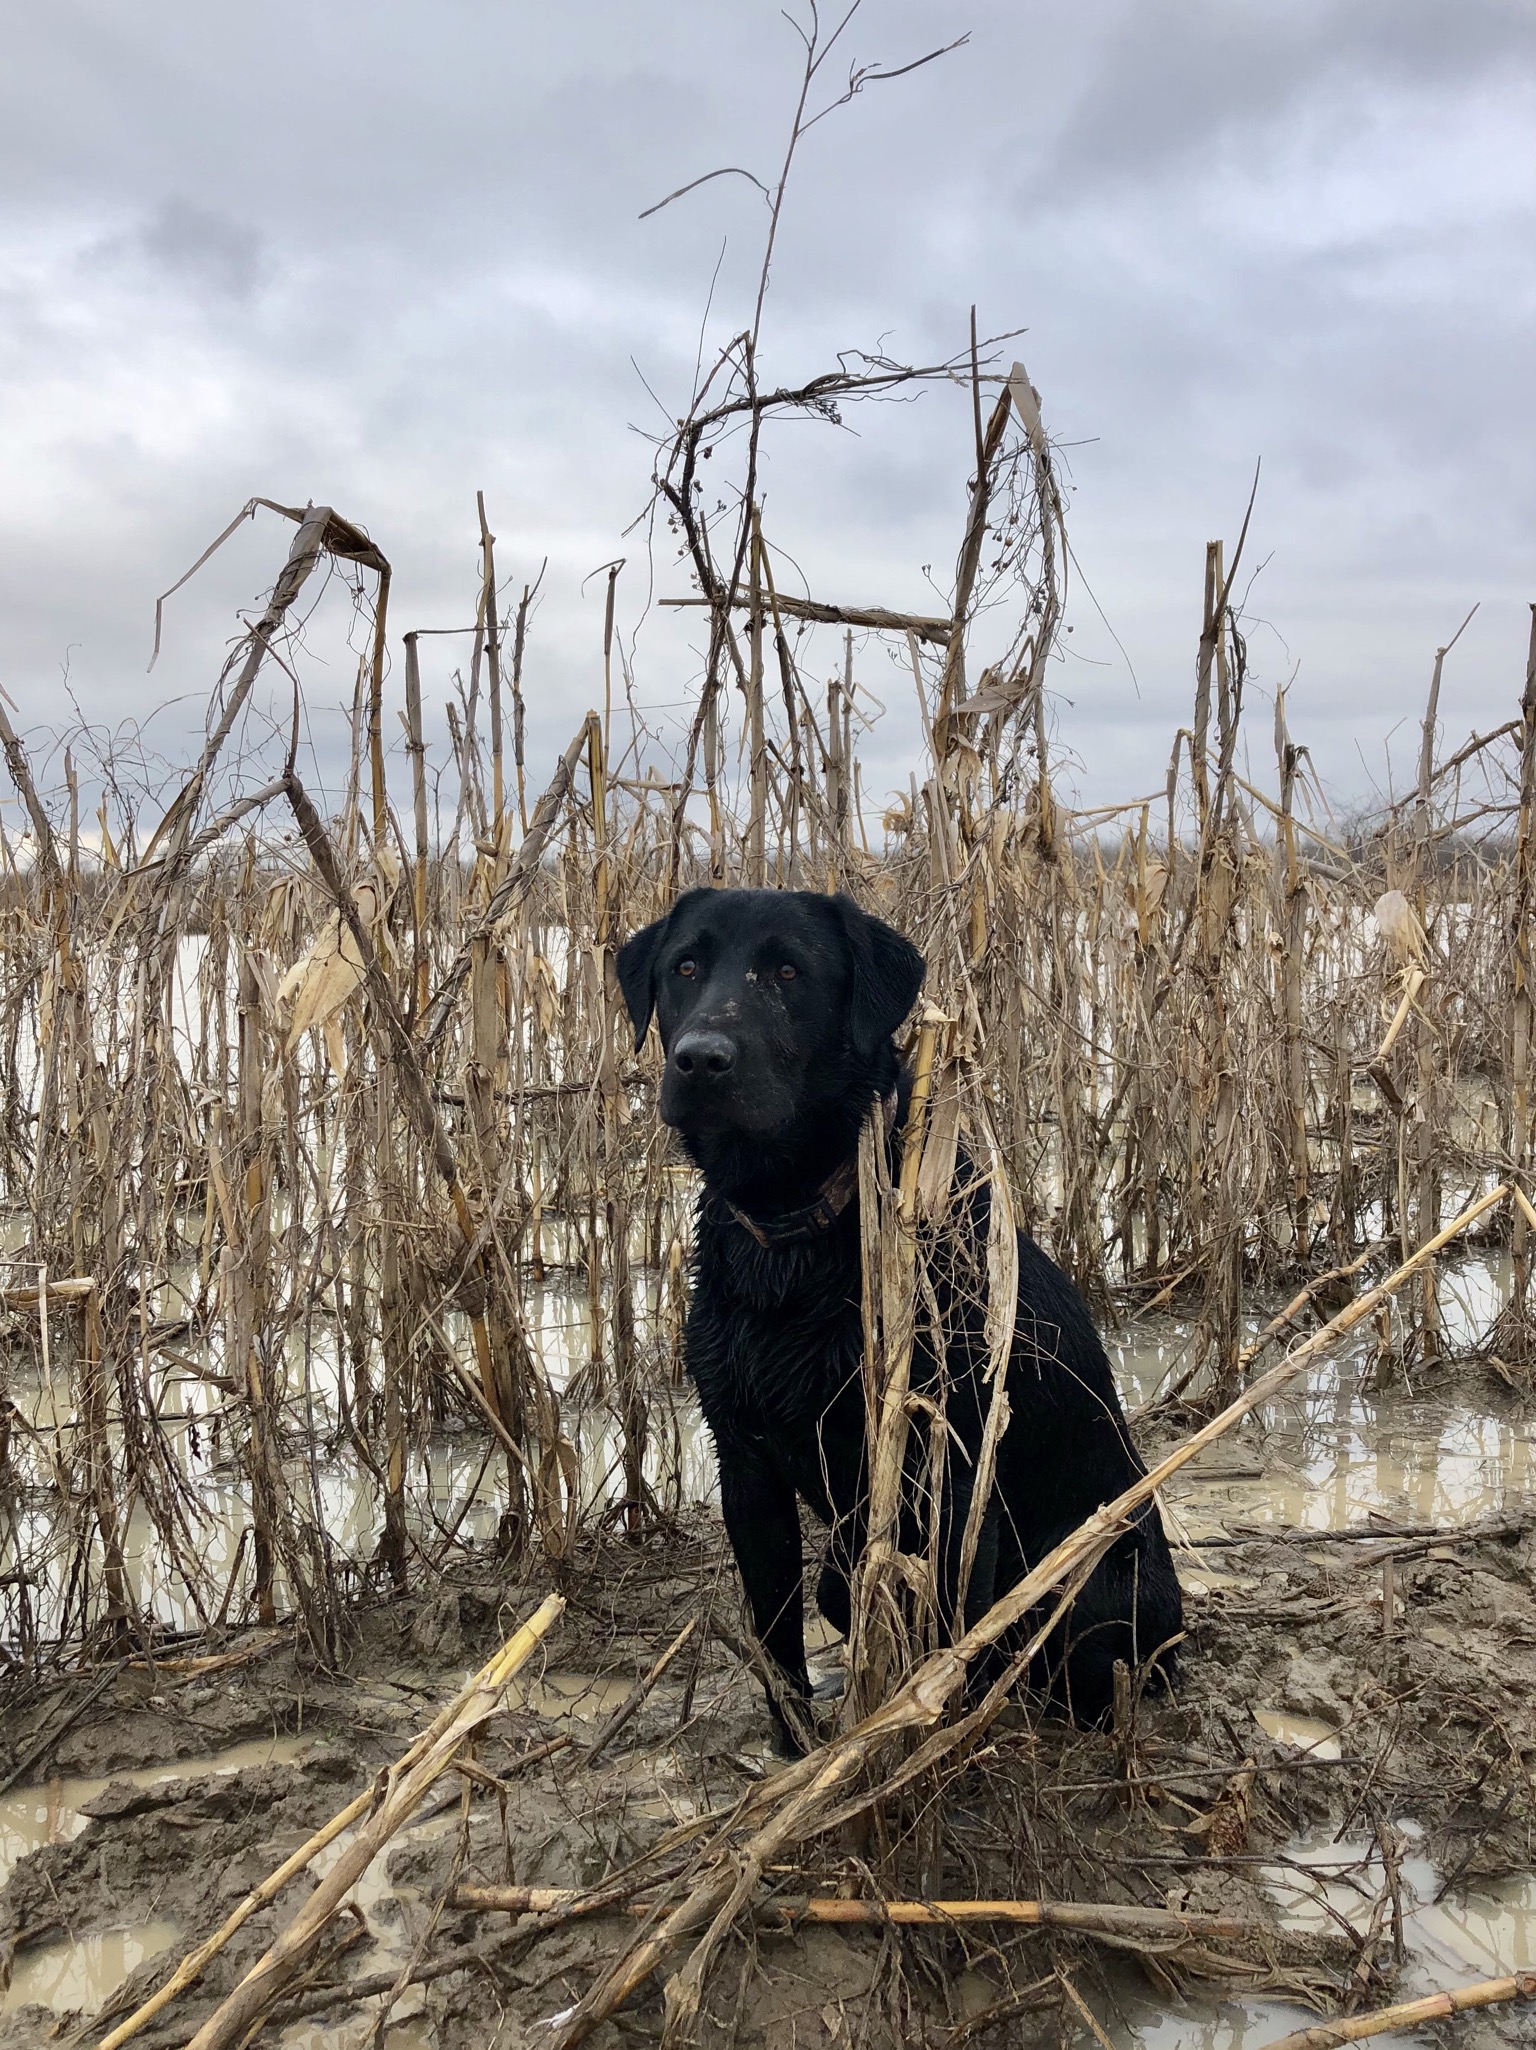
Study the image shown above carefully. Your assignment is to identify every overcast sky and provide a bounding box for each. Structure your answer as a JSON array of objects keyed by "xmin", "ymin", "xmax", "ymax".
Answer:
[{"xmin": 0, "ymin": 0, "xmax": 1531, "ymax": 828}]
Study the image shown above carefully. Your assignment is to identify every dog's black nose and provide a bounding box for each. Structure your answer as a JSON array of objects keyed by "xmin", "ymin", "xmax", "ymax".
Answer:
[{"xmin": 671, "ymin": 1030, "xmax": 736, "ymax": 1079}]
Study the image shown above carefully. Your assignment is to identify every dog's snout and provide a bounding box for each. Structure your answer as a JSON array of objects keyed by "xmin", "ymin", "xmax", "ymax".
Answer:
[{"xmin": 672, "ymin": 1029, "xmax": 736, "ymax": 1080}]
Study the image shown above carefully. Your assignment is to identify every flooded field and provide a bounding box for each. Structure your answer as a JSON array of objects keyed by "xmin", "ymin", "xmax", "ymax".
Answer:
[
  {"xmin": 7, "ymin": 1246, "xmax": 1530, "ymax": 1655},
  {"xmin": 2, "ymin": 1248, "xmax": 1534, "ymax": 2047},
  {"xmin": 0, "ymin": 183, "xmax": 1531, "ymax": 2040},
  {"xmin": 0, "ymin": 1254, "xmax": 704, "ymax": 1649}
]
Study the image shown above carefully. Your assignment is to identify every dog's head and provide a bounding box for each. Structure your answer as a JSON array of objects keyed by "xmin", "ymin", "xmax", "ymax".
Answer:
[{"xmin": 616, "ymin": 889, "xmax": 924, "ymax": 1153}]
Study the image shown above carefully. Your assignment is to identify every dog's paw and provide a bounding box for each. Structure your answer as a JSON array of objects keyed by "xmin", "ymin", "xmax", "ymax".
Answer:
[
  {"xmin": 768, "ymin": 1714, "xmax": 809, "ymax": 1759},
  {"xmin": 765, "ymin": 1685, "xmax": 826, "ymax": 1756}
]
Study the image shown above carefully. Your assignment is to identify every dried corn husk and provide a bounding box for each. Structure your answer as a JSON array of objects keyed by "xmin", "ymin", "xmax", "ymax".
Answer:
[
  {"xmin": 277, "ymin": 848, "xmax": 399, "ymax": 1073},
  {"xmin": 1373, "ymin": 888, "xmax": 1426, "ymax": 967}
]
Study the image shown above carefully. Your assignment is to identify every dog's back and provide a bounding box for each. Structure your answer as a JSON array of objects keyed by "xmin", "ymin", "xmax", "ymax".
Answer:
[{"xmin": 985, "ymin": 1206, "xmax": 1183, "ymax": 1714}]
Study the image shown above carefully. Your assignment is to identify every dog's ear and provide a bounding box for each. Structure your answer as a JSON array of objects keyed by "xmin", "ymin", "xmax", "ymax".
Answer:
[
  {"xmin": 616, "ymin": 891, "xmax": 711, "ymax": 1050},
  {"xmin": 615, "ymin": 910, "xmax": 671, "ymax": 1052},
  {"xmin": 832, "ymin": 895, "xmax": 925, "ymax": 1062}
]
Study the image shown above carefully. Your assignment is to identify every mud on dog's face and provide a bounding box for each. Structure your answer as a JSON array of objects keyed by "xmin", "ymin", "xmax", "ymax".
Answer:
[{"xmin": 616, "ymin": 888, "xmax": 924, "ymax": 1141}]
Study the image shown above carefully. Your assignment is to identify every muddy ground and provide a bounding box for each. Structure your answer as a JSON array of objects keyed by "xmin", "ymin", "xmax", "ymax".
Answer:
[{"xmin": 3, "ymin": 1374, "xmax": 1536, "ymax": 2048}]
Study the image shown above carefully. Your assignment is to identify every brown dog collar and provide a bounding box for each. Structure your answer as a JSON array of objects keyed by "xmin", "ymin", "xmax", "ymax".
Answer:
[{"xmin": 725, "ymin": 1089, "xmax": 899, "ymax": 1249}]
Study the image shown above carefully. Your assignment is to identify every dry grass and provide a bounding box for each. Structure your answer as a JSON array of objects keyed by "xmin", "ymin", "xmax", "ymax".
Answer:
[
  {"xmin": 0, "ymin": 242, "xmax": 1533, "ymax": 2050},
  {"xmin": 0, "ymin": 354, "xmax": 1530, "ymax": 1677}
]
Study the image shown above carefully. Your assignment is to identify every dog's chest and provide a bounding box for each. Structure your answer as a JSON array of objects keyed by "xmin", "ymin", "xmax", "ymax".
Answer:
[{"xmin": 691, "ymin": 1224, "xmax": 864, "ymax": 1436}]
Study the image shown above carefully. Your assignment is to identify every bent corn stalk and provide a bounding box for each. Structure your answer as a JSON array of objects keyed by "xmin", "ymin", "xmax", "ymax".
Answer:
[
  {"xmin": 1257, "ymin": 1967, "xmax": 1536, "ymax": 2050},
  {"xmin": 550, "ymin": 1181, "xmax": 1511, "ymax": 2048}
]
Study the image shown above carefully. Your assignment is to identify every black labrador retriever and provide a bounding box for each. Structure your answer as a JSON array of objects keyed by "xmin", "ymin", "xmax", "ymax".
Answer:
[{"xmin": 617, "ymin": 886, "xmax": 1181, "ymax": 1749}]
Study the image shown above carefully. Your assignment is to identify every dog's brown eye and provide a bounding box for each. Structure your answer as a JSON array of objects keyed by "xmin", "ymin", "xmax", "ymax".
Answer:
[
  {"xmin": 676, "ymin": 958, "xmax": 697, "ymax": 979},
  {"xmin": 778, "ymin": 963, "xmax": 798, "ymax": 982}
]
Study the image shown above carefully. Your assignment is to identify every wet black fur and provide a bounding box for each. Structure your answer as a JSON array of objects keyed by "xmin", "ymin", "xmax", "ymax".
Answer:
[{"xmin": 617, "ymin": 886, "xmax": 1182, "ymax": 1751}]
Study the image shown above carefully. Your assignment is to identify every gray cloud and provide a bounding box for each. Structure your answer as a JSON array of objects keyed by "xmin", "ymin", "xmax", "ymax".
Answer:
[
  {"xmin": 71, "ymin": 196, "xmax": 264, "ymax": 330},
  {"xmin": 1041, "ymin": 0, "xmax": 1532, "ymax": 188},
  {"xmin": 0, "ymin": 0, "xmax": 1530, "ymax": 821},
  {"xmin": 131, "ymin": 199, "xmax": 262, "ymax": 301}
]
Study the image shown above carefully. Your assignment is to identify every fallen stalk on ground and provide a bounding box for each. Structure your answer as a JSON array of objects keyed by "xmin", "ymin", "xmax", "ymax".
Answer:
[
  {"xmin": 1256, "ymin": 1966, "xmax": 1536, "ymax": 2049},
  {"xmin": 547, "ymin": 1181, "xmax": 1510, "ymax": 2048},
  {"xmin": 452, "ymin": 1882, "xmax": 1340, "ymax": 1948},
  {"xmin": 93, "ymin": 1593, "xmax": 565, "ymax": 2050}
]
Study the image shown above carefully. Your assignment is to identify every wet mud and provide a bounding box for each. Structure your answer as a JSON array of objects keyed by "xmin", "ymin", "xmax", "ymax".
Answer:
[{"xmin": 3, "ymin": 1318, "xmax": 1536, "ymax": 2047}]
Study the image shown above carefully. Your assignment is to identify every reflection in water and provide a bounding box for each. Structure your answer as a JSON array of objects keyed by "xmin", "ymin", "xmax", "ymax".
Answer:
[
  {"xmin": 6, "ymin": 1252, "xmax": 1532, "ymax": 1649},
  {"xmin": 1106, "ymin": 1990, "xmax": 1322, "ymax": 2050},
  {"xmin": 1095, "ymin": 1260, "xmax": 1535, "ymax": 2046},
  {"xmin": 1098, "ymin": 1829, "xmax": 1536, "ymax": 2047},
  {"xmin": 3, "ymin": 1262, "xmax": 707, "ymax": 1646},
  {"xmin": 1252, "ymin": 1710, "xmax": 1341, "ymax": 1760},
  {"xmin": 1112, "ymin": 1257, "xmax": 1534, "ymax": 1540},
  {"xmin": 276, "ymin": 2024, "xmax": 434, "ymax": 2049},
  {"xmin": 1261, "ymin": 1829, "xmax": 1536, "ymax": 1971},
  {"xmin": 13, "ymin": 1257, "xmax": 1533, "ymax": 1648},
  {"xmin": 516, "ymin": 1670, "xmax": 636, "ymax": 1721},
  {"xmin": 2, "ymin": 1920, "xmax": 182, "ymax": 2017},
  {"xmin": 0, "ymin": 1735, "xmax": 312, "ymax": 1880}
]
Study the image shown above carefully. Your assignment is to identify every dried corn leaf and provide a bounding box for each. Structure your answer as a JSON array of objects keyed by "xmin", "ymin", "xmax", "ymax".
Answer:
[
  {"xmin": 280, "ymin": 912, "xmax": 365, "ymax": 1054},
  {"xmin": 278, "ymin": 872, "xmax": 391, "ymax": 1068}
]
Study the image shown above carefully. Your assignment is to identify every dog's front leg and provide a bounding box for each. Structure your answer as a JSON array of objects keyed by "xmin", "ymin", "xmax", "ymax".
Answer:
[{"xmin": 715, "ymin": 1436, "xmax": 811, "ymax": 1752}]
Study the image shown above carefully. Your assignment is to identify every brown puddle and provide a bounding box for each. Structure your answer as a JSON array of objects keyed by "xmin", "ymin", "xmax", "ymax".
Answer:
[
  {"xmin": 1101, "ymin": 1839, "xmax": 1536, "ymax": 2047},
  {"xmin": 0, "ymin": 1734, "xmax": 312, "ymax": 1879},
  {"xmin": 0, "ymin": 1736, "xmax": 314, "ymax": 2028},
  {"xmin": 1167, "ymin": 1413, "xmax": 1536, "ymax": 1541},
  {"xmin": 1, "ymin": 1754, "xmax": 452, "ymax": 2039},
  {"xmin": 297, "ymin": 1819, "xmax": 449, "ymax": 2049},
  {"xmin": 1113, "ymin": 1257, "xmax": 1535, "ymax": 1542},
  {"xmin": 2, "ymin": 1920, "xmax": 182, "ymax": 2017},
  {"xmin": 1251, "ymin": 1710, "xmax": 1342, "ymax": 1761},
  {"xmin": 275, "ymin": 2022, "xmax": 435, "ymax": 2048},
  {"xmin": 515, "ymin": 1669, "xmax": 636, "ymax": 1721}
]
